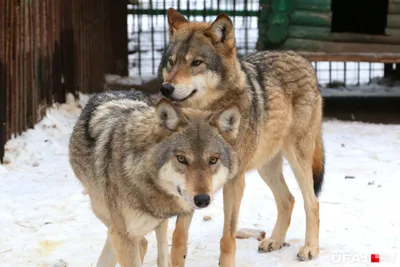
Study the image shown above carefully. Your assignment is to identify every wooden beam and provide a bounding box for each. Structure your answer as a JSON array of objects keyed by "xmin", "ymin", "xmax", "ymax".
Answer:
[
  {"xmin": 289, "ymin": 11, "xmax": 331, "ymax": 27},
  {"xmin": 288, "ymin": 26, "xmax": 400, "ymax": 45},
  {"xmin": 387, "ymin": 28, "xmax": 400, "ymax": 36},
  {"xmin": 297, "ymin": 52, "xmax": 400, "ymax": 63},
  {"xmin": 388, "ymin": 3, "xmax": 400, "ymax": 14},
  {"xmin": 282, "ymin": 38, "xmax": 400, "ymax": 54},
  {"xmin": 387, "ymin": 14, "xmax": 400, "ymax": 28},
  {"xmin": 296, "ymin": 0, "xmax": 331, "ymax": 12}
]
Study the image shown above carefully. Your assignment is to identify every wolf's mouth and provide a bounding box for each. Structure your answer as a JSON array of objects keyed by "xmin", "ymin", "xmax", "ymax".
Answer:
[{"xmin": 172, "ymin": 90, "xmax": 197, "ymax": 102}]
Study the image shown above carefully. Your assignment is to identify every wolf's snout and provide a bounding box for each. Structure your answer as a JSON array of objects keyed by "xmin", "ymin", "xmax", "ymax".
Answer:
[
  {"xmin": 160, "ymin": 83, "xmax": 174, "ymax": 97},
  {"xmin": 194, "ymin": 194, "xmax": 210, "ymax": 208}
]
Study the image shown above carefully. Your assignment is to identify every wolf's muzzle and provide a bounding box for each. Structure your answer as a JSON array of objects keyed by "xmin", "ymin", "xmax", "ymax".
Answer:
[
  {"xmin": 194, "ymin": 194, "xmax": 210, "ymax": 208},
  {"xmin": 160, "ymin": 83, "xmax": 174, "ymax": 97}
]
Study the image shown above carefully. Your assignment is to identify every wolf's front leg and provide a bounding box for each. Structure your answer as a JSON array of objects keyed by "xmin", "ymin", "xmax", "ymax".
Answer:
[
  {"xmin": 219, "ymin": 173, "xmax": 245, "ymax": 267},
  {"xmin": 108, "ymin": 227, "xmax": 142, "ymax": 267},
  {"xmin": 155, "ymin": 219, "xmax": 172, "ymax": 267},
  {"xmin": 171, "ymin": 210, "xmax": 194, "ymax": 267}
]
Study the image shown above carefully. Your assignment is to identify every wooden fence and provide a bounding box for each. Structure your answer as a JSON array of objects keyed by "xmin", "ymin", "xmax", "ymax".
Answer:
[{"xmin": 0, "ymin": 0, "xmax": 128, "ymax": 163}]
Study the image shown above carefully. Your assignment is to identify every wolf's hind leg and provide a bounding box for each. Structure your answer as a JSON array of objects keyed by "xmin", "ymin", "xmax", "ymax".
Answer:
[
  {"xmin": 171, "ymin": 211, "xmax": 194, "ymax": 267},
  {"xmin": 257, "ymin": 152, "xmax": 294, "ymax": 253},
  {"xmin": 284, "ymin": 140, "xmax": 320, "ymax": 261},
  {"xmin": 97, "ymin": 233, "xmax": 117, "ymax": 267}
]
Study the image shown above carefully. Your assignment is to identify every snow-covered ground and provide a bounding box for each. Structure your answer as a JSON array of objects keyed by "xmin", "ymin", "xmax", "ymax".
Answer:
[{"xmin": 1, "ymin": 96, "xmax": 400, "ymax": 267}]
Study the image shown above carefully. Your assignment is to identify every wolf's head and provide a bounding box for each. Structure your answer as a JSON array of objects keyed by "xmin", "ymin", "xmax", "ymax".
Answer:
[
  {"xmin": 151, "ymin": 99, "xmax": 240, "ymax": 209},
  {"xmin": 158, "ymin": 8, "xmax": 240, "ymax": 108}
]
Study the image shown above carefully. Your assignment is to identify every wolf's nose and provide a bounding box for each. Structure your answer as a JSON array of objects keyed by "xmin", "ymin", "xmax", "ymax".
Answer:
[
  {"xmin": 160, "ymin": 83, "xmax": 174, "ymax": 97},
  {"xmin": 194, "ymin": 194, "xmax": 210, "ymax": 208}
]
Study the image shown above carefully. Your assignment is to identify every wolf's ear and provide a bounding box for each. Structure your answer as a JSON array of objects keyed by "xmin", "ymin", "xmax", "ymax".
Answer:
[
  {"xmin": 167, "ymin": 8, "xmax": 188, "ymax": 38},
  {"xmin": 211, "ymin": 106, "xmax": 241, "ymax": 141},
  {"xmin": 155, "ymin": 98, "xmax": 187, "ymax": 131},
  {"xmin": 204, "ymin": 13, "xmax": 235, "ymax": 50}
]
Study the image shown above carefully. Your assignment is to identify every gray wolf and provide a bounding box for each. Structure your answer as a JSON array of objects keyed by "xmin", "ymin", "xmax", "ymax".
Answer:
[
  {"xmin": 68, "ymin": 90, "xmax": 241, "ymax": 267},
  {"xmin": 157, "ymin": 8, "xmax": 325, "ymax": 267}
]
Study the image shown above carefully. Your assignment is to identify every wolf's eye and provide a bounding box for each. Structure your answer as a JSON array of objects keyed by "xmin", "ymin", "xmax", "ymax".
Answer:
[
  {"xmin": 191, "ymin": 60, "xmax": 202, "ymax": 67},
  {"xmin": 177, "ymin": 155, "xmax": 188, "ymax": 165},
  {"xmin": 209, "ymin": 156, "xmax": 219, "ymax": 165},
  {"xmin": 168, "ymin": 59, "xmax": 174, "ymax": 66}
]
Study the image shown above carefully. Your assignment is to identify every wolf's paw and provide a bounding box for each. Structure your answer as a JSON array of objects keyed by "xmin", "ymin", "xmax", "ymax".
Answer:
[
  {"xmin": 257, "ymin": 238, "xmax": 290, "ymax": 253},
  {"xmin": 297, "ymin": 245, "xmax": 319, "ymax": 261}
]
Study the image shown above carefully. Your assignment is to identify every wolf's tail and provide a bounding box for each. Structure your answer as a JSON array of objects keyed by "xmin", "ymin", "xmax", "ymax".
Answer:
[{"xmin": 312, "ymin": 129, "xmax": 325, "ymax": 198}]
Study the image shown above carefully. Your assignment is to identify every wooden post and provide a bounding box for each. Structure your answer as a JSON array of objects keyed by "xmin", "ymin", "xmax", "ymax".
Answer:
[
  {"xmin": 0, "ymin": 0, "xmax": 6, "ymax": 162},
  {"xmin": 106, "ymin": 0, "xmax": 128, "ymax": 76},
  {"xmin": 384, "ymin": 64, "xmax": 394, "ymax": 78}
]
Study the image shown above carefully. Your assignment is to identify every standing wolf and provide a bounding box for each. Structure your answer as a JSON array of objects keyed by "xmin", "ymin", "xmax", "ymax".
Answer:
[
  {"xmin": 158, "ymin": 8, "xmax": 326, "ymax": 266},
  {"xmin": 68, "ymin": 90, "xmax": 241, "ymax": 267}
]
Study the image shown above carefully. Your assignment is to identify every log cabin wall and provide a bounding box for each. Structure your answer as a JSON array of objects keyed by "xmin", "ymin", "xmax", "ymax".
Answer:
[
  {"xmin": 387, "ymin": 0, "xmax": 400, "ymax": 36},
  {"xmin": 257, "ymin": 0, "xmax": 400, "ymax": 54}
]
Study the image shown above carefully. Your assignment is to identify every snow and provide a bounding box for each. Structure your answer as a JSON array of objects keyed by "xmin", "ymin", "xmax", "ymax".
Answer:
[{"xmin": 1, "ymin": 95, "xmax": 400, "ymax": 267}]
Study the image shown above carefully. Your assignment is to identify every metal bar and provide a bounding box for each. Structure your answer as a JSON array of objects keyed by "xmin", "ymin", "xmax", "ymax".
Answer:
[{"xmin": 150, "ymin": 0, "xmax": 155, "ymax": 74}]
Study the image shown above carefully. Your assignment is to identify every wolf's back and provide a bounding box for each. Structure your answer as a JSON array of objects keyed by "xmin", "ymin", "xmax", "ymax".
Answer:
[{"xmin": 68, "ymin": 90, "xmax": 153, "ymax": 187}]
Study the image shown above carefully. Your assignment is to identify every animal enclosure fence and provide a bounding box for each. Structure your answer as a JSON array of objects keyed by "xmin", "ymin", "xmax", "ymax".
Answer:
[
  {"xmin": 127, "ymin": 0, "xmax": 260, "ymax": 79},
  {"xmin": 127, "ymin": 0, "xmax": 399, "ymax": 90},
  {"xmin": 0, "ymin": 0, "xmax": 128, "ymax": 163}
]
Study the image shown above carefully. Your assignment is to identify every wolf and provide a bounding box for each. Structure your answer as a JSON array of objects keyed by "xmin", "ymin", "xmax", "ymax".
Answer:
[
  {"xmin": 68, "ymin": 90, "xmax": 241, "ymax": 267},
  {"xmin": 157, "ymin": 8, "xmax": 326, "ymax": 267}
]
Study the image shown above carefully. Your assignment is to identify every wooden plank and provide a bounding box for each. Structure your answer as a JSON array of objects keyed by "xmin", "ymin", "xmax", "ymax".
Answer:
[
  {"xmin": 108, "ymin": 0, "xmax": 128, "ymax": 75},
  {"xmin": 15, "ymin": 1, "xmax": 21, "ymax": 134},
  {"xmin": 52, "ymin": 0, "xmax": 63, "ymax": 103},
  {"xmin": 282, "ymin": 38, "xmax": 400, "ymax": 53},
  {"xmin": 5, "ymin": 0, "xmax": 12, "ymax": 140},
  {"xmin": 29, "ymin": 0, "xmax": 35, "ymax": 127},
  {"xmin": 0, "ymin": 0, "xmax": 6, "ymax": 162},
  {"xmin": 289, "ymin": 10, "xmax": 331, "ymax": 27},
  {"xmin": 296, "ymin": 0, "xmax": 331, "ymax": 12},
  {"xmin": 25, "ymin": 0, "xmax": 32, "ymax": 128},
  {"xmin": 22, "ymin": 1, "xmax": 27, "ymax": 132},
  {"xmin": 18, "ymin": 0, "xmax": 23, "ymax": 133},
  {"xmin": 288, "ymin": 25, "xmax": 400, "ymax": 45},
  {"xmin": 45, "ymin": 0, "xmax": 52, "ymax": 105},
  {"xmin": 60, "ymin": 0, "xmax": 74, "ymax": 95},
  {"xmin": 387, "ymin": 28, "xmax": 400, "ymax": 37},
  {"xmin": 388, "ymin": 3, "xmax": 400, "ymax": 14},
  {"xmin": 298, "ymin": 52, "xmax": 400, "ymax": 63},
  {"xmin": 10, "ymin": 0, "xmax": 16, "ymax": 138},
  {"xmin": 34, "ymin": 0, "xmax": 41, "ymax": 123},
  {"xmin": 387, "ymin": 14, "xmax": 400, "ymax": 28}
]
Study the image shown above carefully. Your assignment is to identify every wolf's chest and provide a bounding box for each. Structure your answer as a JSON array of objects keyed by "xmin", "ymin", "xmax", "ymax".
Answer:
[{"xmin": 123, "ymin": 209, "xmax": 163, "ymax": 237}]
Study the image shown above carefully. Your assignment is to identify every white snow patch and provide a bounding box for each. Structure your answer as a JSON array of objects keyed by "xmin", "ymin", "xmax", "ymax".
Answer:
[{"xmin": 1, "ymin": 99, "xmax": 400, "ymax": 266}]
